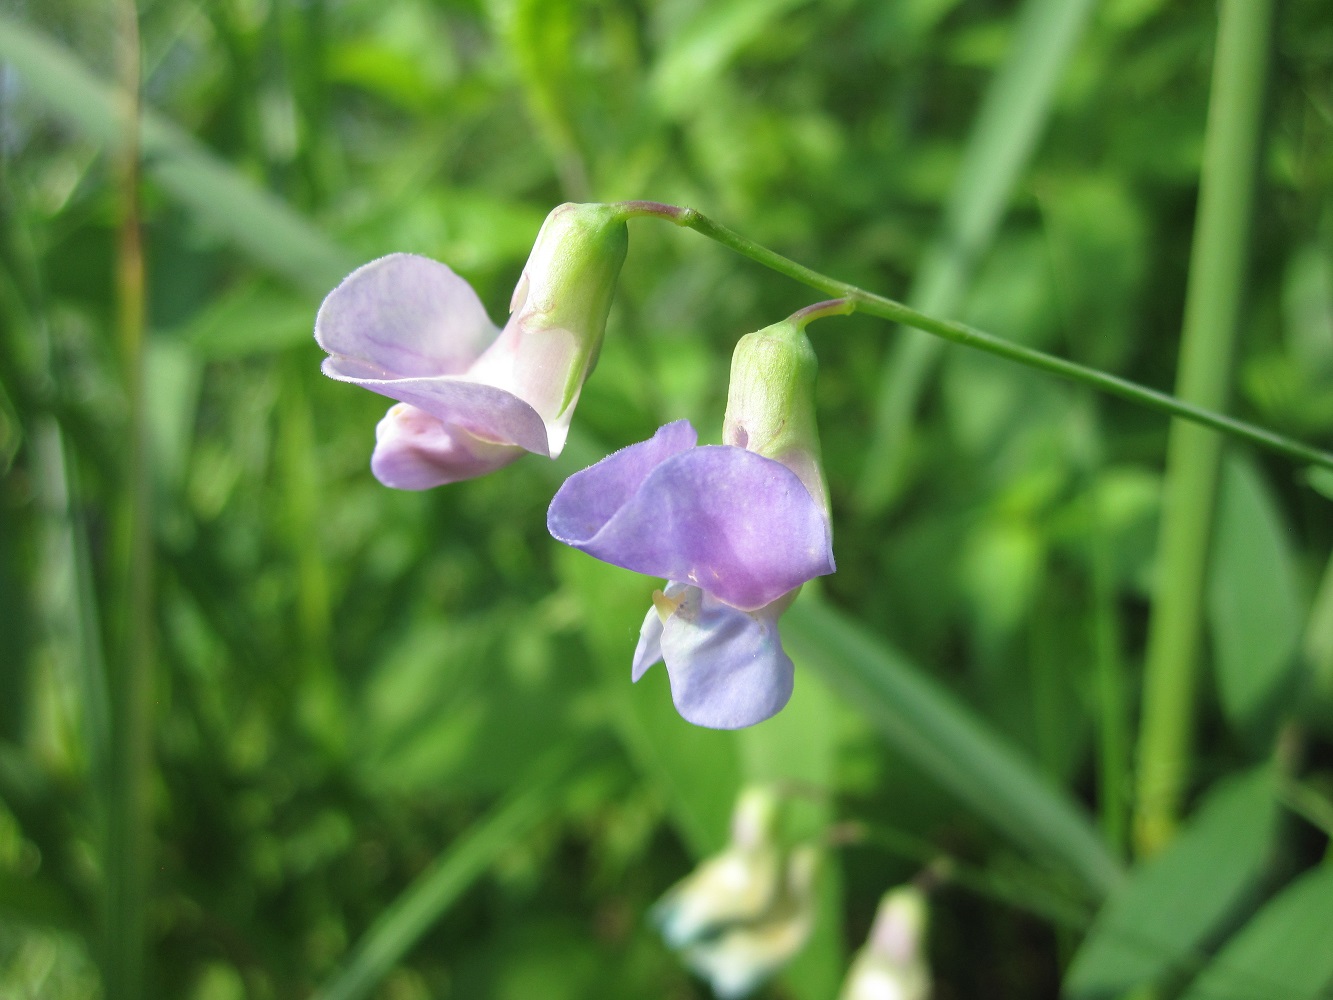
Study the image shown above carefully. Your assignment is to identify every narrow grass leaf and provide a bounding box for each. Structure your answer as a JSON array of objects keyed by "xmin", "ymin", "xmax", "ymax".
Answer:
[
  {"xmin": 781, "ymin": 594, "xmax": 1121, "ymax": 898},
  {"xmin": 313, "ymin": 746, "xmax": 581, "ymax": 1000},
  {"xmin": 0, "ymin": 15, "xmax": 356, "ymax": 296},
  {"xmin": 651, "ymin": 0, "xmax": 809, "ymax": 116},
  {"xmin": 1064, "ymin": 767, "xmax": 1278, "ymax": 998}
]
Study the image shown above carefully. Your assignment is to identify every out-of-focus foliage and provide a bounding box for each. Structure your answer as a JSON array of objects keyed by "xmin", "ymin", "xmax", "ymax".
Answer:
[{"xmin": 1, "ymin": 0, "xmax": 1331, "ymax": 998}]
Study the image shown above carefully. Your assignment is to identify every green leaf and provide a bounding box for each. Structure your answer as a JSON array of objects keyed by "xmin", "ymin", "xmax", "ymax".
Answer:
[
  {"xmin": 0, "ymin": 15, "xmax": 356, "ymax": 296},
  {"xmin": 312, "ymin": 746, "xmax": 581, "ymax": 1000},
  {"xmin": 1177, "ymin": 862, "xmax": 1333, "ymax": 1000},
  {"xmin": 1207, "ymin": 455, "xmax": 1304, "ymax": 725},
  {"xmin": 1064, "ymin": 767, "xmax": 1278, "ymax": 998},
  {"xmin": 781, "ymin": 594, "xmax": 1121, "ymax": 898}
]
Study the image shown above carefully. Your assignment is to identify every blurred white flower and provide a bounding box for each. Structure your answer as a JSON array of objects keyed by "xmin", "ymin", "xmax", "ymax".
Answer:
[
  {"xmin": 681, "ymin": 844, "xmax": 822, "ymax": 999},
  {"xmin": 652, "ymin": 787, "xmax": 783, "ymax": 948},
  {"xmin": 837, "ymin": 886, "xmax": 931, "ymax": 1000}
]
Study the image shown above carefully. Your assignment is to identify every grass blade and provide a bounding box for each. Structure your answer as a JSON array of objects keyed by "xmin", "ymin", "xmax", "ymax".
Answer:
[
  {"xmin": 103, "ymin": 8, "xmax": 153, "ymax": 996},
  {"xmin": 782, "ymin": 595, "xmax": 1122, "ymax": 899},
  {"xmin": 1065, "ymin": 768, "xmax": 1278, "ymax": 998},
  {"xmin": 312, "ymin": 746, "xmax": 582, "ymax": 1000},
  {"xmin": 0, "ymin": 14, "xmax": 356, "ymax": 296}
]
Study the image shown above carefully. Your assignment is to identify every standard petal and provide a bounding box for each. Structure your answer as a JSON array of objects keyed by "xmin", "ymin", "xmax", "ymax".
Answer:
[
  {"xmin": 548, "ymin": 420, "xmax": 698, "ymax": 545},
  {"xmin": 369, "ymin": 403, "xmax": 526, "ymax": 489},
  {"xmin": 660, "ymin": 588, "xmax": 795, "ymax": 729},
  {"xmin": 315, "ymin": 253, "xmax": 500, "ymax": 378},
  {"xmin": 321, "ymin": 364, "xmax": 552, "ymax": 458},
  {"xmin": 553, "ymin": 438, "xmax": 833, "ymax": 612}
]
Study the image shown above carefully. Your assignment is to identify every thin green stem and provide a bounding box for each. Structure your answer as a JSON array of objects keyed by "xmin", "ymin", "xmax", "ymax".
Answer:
[
  {"xmin": 835, "ymin": 822, "xmax": 1093, "ymax": 930},
  {"xmin": 616, "ymin": 201, "xmax": 1333, "ymax": 475},
  {"xmin": 1133, "ymin": 0, "xmax": 1273, "ymax": 857},
  {"xmin": 790, "ymin": 298, "xmax": 854, "ymax": 328},
  {"xmin": 105, "ymin": 3, "xmax": 153, "ymax": 997}
]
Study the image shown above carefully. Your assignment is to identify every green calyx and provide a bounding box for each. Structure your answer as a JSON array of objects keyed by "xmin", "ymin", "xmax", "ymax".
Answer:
[
  {"xmin": 723, "ymin": 319, "xmax": 829, "ymax": 514},
  {"xmin": 512, "ymin": 202, "xmax": 629, "ymax": 414}
]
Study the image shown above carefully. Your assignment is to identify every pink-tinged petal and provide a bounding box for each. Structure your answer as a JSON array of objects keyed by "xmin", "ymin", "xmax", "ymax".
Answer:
[
  {"xmin": 659, "ymin": 587, "xmax": 794, "ymax": 730},
  {"xmin": 466, "ymin": 317, "xmax": 586, "ymax": 456},
  {"xmin": 315, "ymin": 254, "xmax": 500, "ymax": 378},
  {"xmin": 549, "ymin": 428, "xmax": 833, "ymax": 612},
  {"xmin": 321, "ymin": 363, "xmax": 552, "ymax": 458},
  {"xmin": 548, "ymin": 419, "xmax": 697, "ymax": 544},
  {"xmin": 369, "ymin": 403, "xmax": 526, "ymax": 490}
]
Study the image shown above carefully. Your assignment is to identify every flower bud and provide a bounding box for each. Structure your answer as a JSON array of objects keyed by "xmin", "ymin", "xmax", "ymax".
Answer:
[
  {"xmin": 837, "ymin": 886, "xmax": 931, "ymax": 1000},
  {"xmin": 722, "ymin": 319, "xmax": 829, "ymax": 515},
  {"xmin": 652, "ymin": 786, "xmax": 784, "ymax": 948}
]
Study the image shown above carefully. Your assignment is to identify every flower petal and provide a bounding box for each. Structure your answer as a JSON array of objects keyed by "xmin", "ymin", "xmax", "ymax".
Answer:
[
  {"xmin": 550, "ymin": 427, "xmax": 833, "ymax": 611},
  {"xmin": 548, "ymin": 419, "xmax": 697, "ymax": 545},
  {"xmin": 315, "ymin": 253, "xmax": 500, "ymax": 378},
  {"xmin": 632, "ymin": 602, "xmax": 665, "ymax": 681},
  {"xmin": 321, "ymin": 366, "xmax": 552, "ymax": 458},
  {"xmin": 369, "ymin": 403, "xmax": 526, "ymax": 490},
  {"xmin": 464, "ymin": 318, "xmax": 586, "ymax": 457},
  {"xmin": 660, "ymin": 587, "xmax": 794, "ymax": 729}
]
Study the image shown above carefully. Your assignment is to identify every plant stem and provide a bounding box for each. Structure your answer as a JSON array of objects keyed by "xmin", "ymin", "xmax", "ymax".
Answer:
[
  {"xmin": 106, "ymin": 3, "xmax": 153, "ymax": 997},
  {"xmin": 617, "ymin": 201, "xmax": 1333, "ymax": 475},
  {"xmin": 790, "ymin": 298, "xmax": 855, "ymax": 327},
  {"xmin": 1132, "ymin": 0, "xmax": 1273, "ymax": 857}
]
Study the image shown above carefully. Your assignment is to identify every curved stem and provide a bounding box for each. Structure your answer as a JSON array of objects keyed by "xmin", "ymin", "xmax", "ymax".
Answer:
[
  {"xmin": 618, "ymin": 201, "xmax": 1333, "ymax": 475},
  {"xmin": 791, "ymin": 298, "xmax": 854, "ymax": 328}
]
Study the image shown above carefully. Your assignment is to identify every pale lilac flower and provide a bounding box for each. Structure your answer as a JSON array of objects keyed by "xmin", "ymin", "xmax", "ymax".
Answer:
[
  {"xmin": 547, "ymin": 316, "xmax": 834, "ymax": 729},
  {"xmin": 547, "ymin": 419, "xmax": 833, "ymax": 728},
  {"xmin": 315, "ymin": 203, "xmax": 627, "ymax": 489}
]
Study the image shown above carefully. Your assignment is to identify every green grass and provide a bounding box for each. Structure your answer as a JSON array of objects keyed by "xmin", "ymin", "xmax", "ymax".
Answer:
[{"xmin": 1, "ymin": 2, "xmax": 1332, "ymax": 999}]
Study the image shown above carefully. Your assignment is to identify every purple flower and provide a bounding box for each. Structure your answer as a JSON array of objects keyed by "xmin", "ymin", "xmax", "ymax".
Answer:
[
  {"xmin": 547, "ymin": 419, "xmax": 834, "ymax": 728},
  {"xmin": 315, "ymin": 203, "xmax": 627, "ymax": 489}
]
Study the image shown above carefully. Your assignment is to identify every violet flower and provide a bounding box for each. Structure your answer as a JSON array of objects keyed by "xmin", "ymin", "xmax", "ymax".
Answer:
[
  {"xmin": 548, "ymin": 315, "xmax": 835, "ymax": 728},
  {"xmin": 315, "ymin": 203, "xmax": 627, "ymax": 489}
]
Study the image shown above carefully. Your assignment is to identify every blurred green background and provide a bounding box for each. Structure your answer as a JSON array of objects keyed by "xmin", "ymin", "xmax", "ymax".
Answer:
[{"xmin": 2, "ymin": 0, "xmax": 1332, "ymax": 997}]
